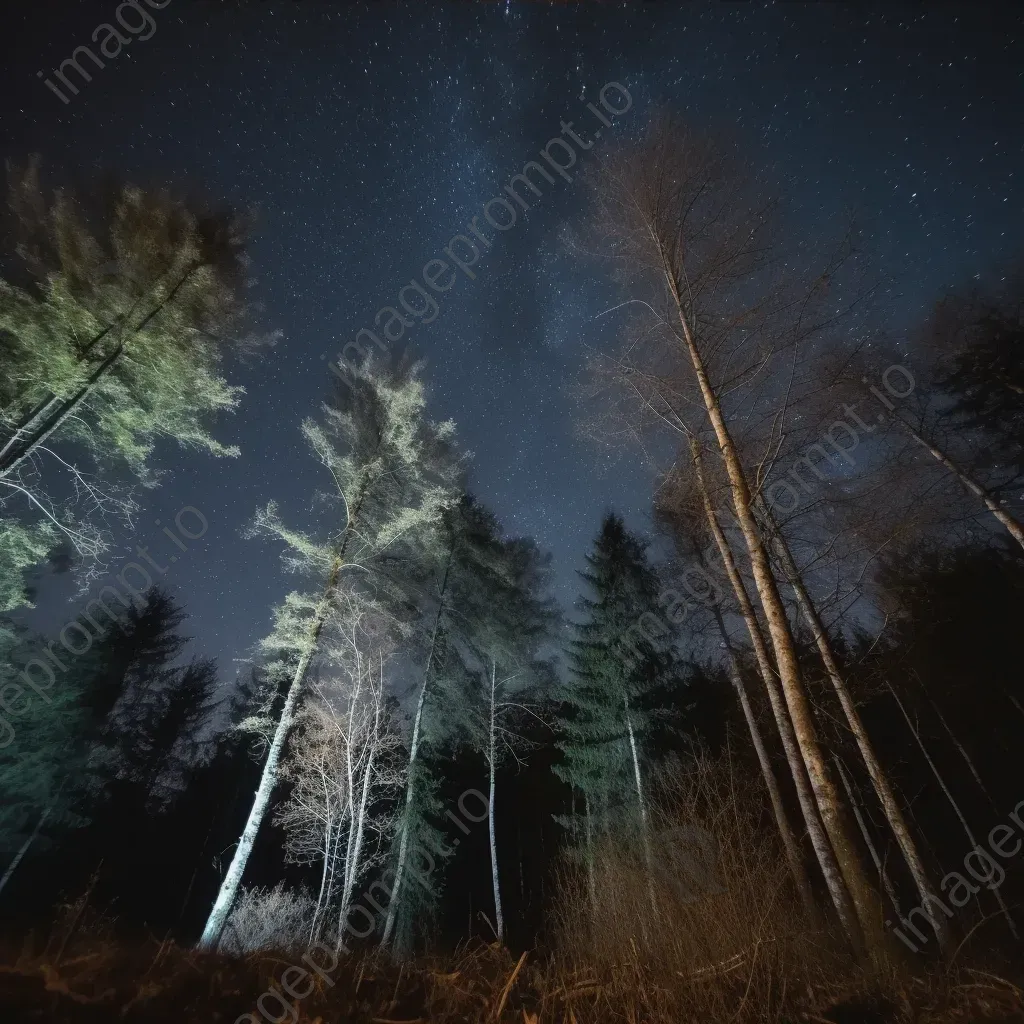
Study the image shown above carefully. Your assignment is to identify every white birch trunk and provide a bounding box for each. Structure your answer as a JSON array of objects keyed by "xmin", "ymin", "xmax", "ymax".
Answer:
[
  {"xmin": 197, "ymin": 552, "xmax": 346, "ymax": 950},
  {"xmin": 487, "ymin": 664, "xmax": 504, "ymax": 943},
  {"xmin": 624, "ymin": 694, "xmax": 657, "ymax": 917}
]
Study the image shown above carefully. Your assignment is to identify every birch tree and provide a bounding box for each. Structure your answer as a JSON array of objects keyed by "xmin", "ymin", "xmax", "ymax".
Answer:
[
  {"xmin": 197, "ymin": 355, "xmax": 461, "ymax": 949},
  {"xmin": 579, "ymin": 116, "xmax": 886, "ymax": 954},
  {"xmin": 276, "ymin": 648, "xmax": 402, "ymax": 945},
  {"xmin": 759, "ymin": 499, "xmax": 954, "ymax": 954}
]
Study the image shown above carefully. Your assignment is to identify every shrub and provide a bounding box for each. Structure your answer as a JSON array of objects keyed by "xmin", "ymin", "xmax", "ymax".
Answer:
[{"xmin": 217, "ymin": 882, "xmax": 316, "ymax": 955}]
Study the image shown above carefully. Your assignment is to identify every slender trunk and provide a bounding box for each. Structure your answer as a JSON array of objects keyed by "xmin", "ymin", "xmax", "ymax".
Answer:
[
  {"xmin": 310, "ymin": 800, "xmax": 333, "ymax": 942},
  {"xmin": 487, "ymin": 663, "xmax": 504, "ymax": 943},
  {"xmin": 380, "ymin": 681, "xmax": 425, "ymax": 949},
  {"xmin": 764, "ymin": 512, "xmax": 954, "ymax": 956},
  {"xmin": 893, "ymin": 415, "xmax": 1024, "ymax": 552},
  {"xmin": 196, "ymin": 493, "xmax": 364, "ymax": 952},
  {"xmin": 692, "ymin": 440, "xmax": 860, "ymax": 940},
  {"xmin": 712, "ymin": 607, "xmax": 817, "ymax": 920},
  {"xmin": 337, "ymin": 663, "xmax": 363, "ymax": 940},
  {"xmin": 0, "ymin": 808, "xmax": 50, "ymax": 898},
  {"xmin": 584, "ymin": 792, "xmax": 596, "ymax": 920},
  {"xmin": 197, "ymin": 583, "xmax": 337, "ymax": 950},
  {"xmin": 887, "ymin": 683, "xmax": 1019, "ymax": 940},
  {"xmin": 669, "ymin": 258, "xmax": 882, "ymax": 953},
  {"xmin": 835, "ymin": 756, "xmax": 902, "ymax": 919},
  {"xmin": 340, "ymin": 735, "xmax": 377, "ymax": 949},
  {"xmin": 321, "ymin": 808, "xmax": 347, "ymax": 942},
  {"xmin": 926, "ymin": 695, "xmax": 995, "ymax": 809},
  {"xmin": 382, "ymin": 543, "xmax": 455, "ymax": 948},
  {"xmin": 624, "ymin": 692, "xmax": 657, "ymax": 916}
]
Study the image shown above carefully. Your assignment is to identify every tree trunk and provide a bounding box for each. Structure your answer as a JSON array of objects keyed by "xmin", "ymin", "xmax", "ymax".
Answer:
[
  {"xmin": 339, "ymin": 737, "xmax": 376, "ymax": 949},
  {"xmin": 197, "ymin": 558, "xmax": 344, "ymax": 951},
  {"xmin": 487, "ymin": 663, "xmax": 504, "ymax": 944},
  {"xmin": 692, "ymin": 439, "xmax": 860, "ymax": 942},
  {"xmin": 310, "ymin": 803, "xmax": 334, "ymax": 942},
  {"xmin": 712, "ymin": 606, "xmax": 818, "ymax": 920},
  {"xmin": 584, "ymin": 791, "xmax": 597, "ymax": 920},
  {"xmin": 887, "ymin": 683, "xmax": 1019, "ymax": 940},
  {"xmin": 764, "ymin": 511, "xmax": 954, "ymax": 956},
  {"xmin": 381, "ymin": 544, "xmax": 455, "ymax": 949},
  {"xmin": 0, "ymin": 808, "xmax": 50, "ymax": 899},
  {"xmin": 624, "ymin": 693, "xmax": 657, "ymax": 915},
  {"xmin": 835, "ymin": 756, "xmax": 902, "ymax": 919},
  {"xmin": 668, "ymin": 259, "xmax": 883, "ymax": 953},
  {"xmin": 196, "ymin": 468, "xmax": 370, "ymax": 953},
  {"xmin": 893, "ymin": 415, "xmax": 1024, "ymax": 552}
]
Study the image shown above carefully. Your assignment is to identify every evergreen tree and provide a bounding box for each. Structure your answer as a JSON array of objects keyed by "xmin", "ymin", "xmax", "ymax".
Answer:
[
  {"xmin": 937, "ymin": 297, "xmax": 1024, "ymax": 480},
  {"xmin": 556, "ymin": 514, "xmax": 672, "ymax": 894},
  {"xmin": 382, "ymin": 496, "xmax": 555, "ymax": 950}
]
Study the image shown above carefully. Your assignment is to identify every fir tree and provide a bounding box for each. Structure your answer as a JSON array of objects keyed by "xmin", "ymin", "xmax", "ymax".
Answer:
[{"xmin": 556, "ymin": 514, "xmax": 671, "ymax": 897}]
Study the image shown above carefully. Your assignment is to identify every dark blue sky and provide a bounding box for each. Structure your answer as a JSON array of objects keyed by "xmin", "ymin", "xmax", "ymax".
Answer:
[{"xmin": 4, "ymin": 1, "xmax": 1022, "ymax": 682}]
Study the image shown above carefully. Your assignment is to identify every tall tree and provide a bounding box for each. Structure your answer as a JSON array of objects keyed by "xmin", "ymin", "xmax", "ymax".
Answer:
[
  {"xmin": 581, "ymin": 116, "xmax": 885, "ymax": 954},
  {"xmin": 0, "ymin": 158, "xmax": 266, "ymax": 596},
  {"xmin": 197, "ymin": 355, "xmax": 461, "ymax": 950},
  {"xmin": 556, "ymin": 514, "xmax": 670, "ymax": 902}
]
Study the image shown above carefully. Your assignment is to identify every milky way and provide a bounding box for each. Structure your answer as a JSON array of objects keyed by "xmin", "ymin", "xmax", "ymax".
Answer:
[{"xmin": 3, "ymin": 1, "xmax": 1022, "ymax": 682}]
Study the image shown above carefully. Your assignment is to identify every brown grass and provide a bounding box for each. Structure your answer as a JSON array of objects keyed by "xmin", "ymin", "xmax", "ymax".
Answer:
[
  {"xmin": 0, "ymin": 932, "xmax": 1022, "ymax": 1022},
  {"xmin": 2, "ymin": 758, "xmax": 1022, "ymax": 1021}
]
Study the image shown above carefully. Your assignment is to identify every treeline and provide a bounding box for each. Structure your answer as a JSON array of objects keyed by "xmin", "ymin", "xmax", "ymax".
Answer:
[{"xmin": 1, "ymin": 116, "xmax": 1023, "ymax": 975}]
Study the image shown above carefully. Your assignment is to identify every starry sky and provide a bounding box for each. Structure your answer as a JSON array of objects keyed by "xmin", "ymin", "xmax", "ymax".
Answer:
[{"xmin": 3, "ymin": 0, "xmax": 1023, "ymax": 683}]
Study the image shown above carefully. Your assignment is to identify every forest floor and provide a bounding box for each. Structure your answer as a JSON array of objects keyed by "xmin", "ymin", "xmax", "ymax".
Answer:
[{"xmin": 1, "ymin": 936, "xmax": 1024, "ymax": 1024}]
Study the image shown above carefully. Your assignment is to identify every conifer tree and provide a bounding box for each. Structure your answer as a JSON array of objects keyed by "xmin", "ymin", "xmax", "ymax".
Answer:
[
  {"xmin": 556, "ymin": 514, "xmax": 669, "ymax": 896},
  {"xmin": 381, "ymin": 496, "xmax": 555, "ymax": 950}
]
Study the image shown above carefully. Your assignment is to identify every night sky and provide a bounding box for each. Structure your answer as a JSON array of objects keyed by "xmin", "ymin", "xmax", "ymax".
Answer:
[{"xmin": 3, "ymin": 1, "xmax": 1022, "ymax": 685}]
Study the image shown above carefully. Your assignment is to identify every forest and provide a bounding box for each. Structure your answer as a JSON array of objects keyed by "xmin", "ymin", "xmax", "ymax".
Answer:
[{"xmin": 2, "ymin": 5, "xmax": 1024, "ymax": 1023}]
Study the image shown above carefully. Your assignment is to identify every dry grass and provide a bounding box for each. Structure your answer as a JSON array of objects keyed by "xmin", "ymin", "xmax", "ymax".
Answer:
[
  {"xmin": 1, "ymin": 934, "xmax": 1022, "ymax": 1023},
  {"xmin": 3, "ymin": 758, "xmax": 1023, "ymax": 1021}
]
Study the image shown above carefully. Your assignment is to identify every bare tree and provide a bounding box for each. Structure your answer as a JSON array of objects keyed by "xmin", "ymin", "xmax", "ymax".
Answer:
[
  {"xmin": 277, "ymin": 626, "xmax": 403, "ymax": 946},
  {"xmin": 578, "ymin": 115, "xmax": 887, "ymax": 953}
]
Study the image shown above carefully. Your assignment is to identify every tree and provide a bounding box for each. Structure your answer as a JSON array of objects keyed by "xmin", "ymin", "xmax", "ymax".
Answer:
[
  {"xmin": 556, "ymin": 514, "xmax": 671, "ymax": 907},
  {"xmin": 580, "ymin": 116, "xmax": 885, "ymax": 954},
  {"xmin": 652, "ymin": 474, "xmax": 819, "ymax": 920},
  {"xmin": 933, "ymin": 282, "xmax": 1024, "ymax": 479},
  {"xmin": 197, "ymin": 354, "xmax": 462, "ymax": 950},
  {"xmin": 276, "ymin": 635, "xmax": 403, "ymax": 947},
  {"xmin": 457, "ymin": 516, "xmax": 556, "ymax": 945},
  {"xmin": 0, "ymin": 156, "xmax": 266, "ymax": 599}
]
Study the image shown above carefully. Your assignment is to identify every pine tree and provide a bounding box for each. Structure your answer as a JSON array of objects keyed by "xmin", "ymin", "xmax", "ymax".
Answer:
[{"xmin": 556, "ymin": 514, "xmax": 668, "ymax": 898}]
